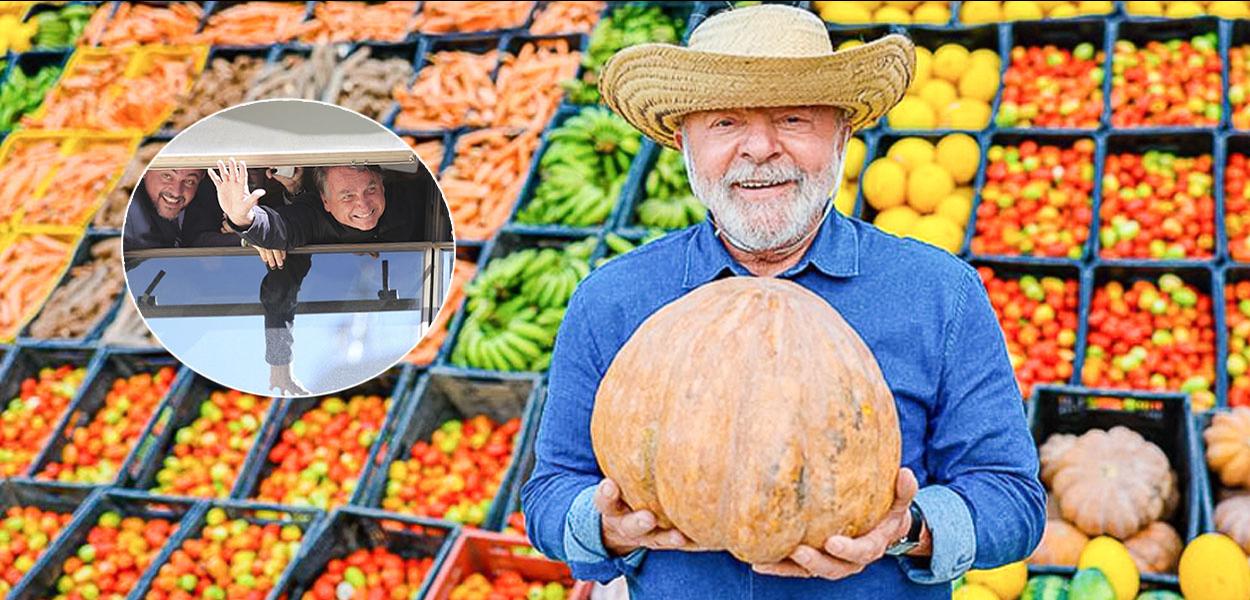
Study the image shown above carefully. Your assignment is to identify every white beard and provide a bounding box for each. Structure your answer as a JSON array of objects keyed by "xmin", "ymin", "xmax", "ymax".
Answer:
[{"xmin": 684, "ymin": 142, "xmax": 843, "ymax": 253}]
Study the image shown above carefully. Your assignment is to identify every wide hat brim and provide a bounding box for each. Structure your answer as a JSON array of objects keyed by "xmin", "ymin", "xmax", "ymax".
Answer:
[{"xmin": 598, "ymin": 34, "xmax": 915, "ymax": 149}]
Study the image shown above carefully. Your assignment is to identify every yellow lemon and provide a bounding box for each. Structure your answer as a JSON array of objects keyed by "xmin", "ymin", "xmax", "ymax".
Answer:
[
  {"xmin": 1124, "ymin": 1, "xmax": 1163, "ymax": 15},
  {"xmin": 845, "ymin": 137, "xmax": 867, "ymax": 180},
  {"xmin": 959, "ymin": 64, "xmax": 1000, "ymax": 103},
  {"xmin": 912, "ymin": 2, "xmax": 951, "ymax": 24},
  {"xmin": 969, "ymin": 48, "xmax": 1002, "ymax": 72},
  {"xmin": 964, "ymin": 562, "xmax": 1027, "ymax": 600},
  {"xmin": 1179, "ymin": 533, "xmax": 1250, "ymax": 600},
  {"xmin": 874, "ymin": 205, "xmax": 921, "ymax": 236},
  {"xmin": 909, "ymin": 47, "xmax": 933, "ymax": 93},
  {"xmin": 1165, "ymin": 1, "xmax": 1203, "ymax": 18},
  {"xmin": 888, "ymin": 96, "xmax": 938, "ymax": 129},
  {"xmin": 1076, "ymin": 0, "xmax": 1114, "ymax": 15},
  {"xmin": 820, "ymin": 3, "xmax": 873, "ymax": 23},
  {"xmin": 909, "ymin": 215, "xmax": 964, "ymax": 253},
  {"xmin": 881, "ymin": 0, "xmax": 920, "ymax": 8},
  {"xmin": 942, "ymin": 99, "xmax": 992, "ymax": 129},
  {"xmin": 936, "ymin": 192, "xmax": 973, "ymax": 226},
  {"xmin": 908, "ymin": 163, "xmax": 954, "ymax": 213},
  {"xmin": 874, "ymin": 5, "xmax": 913, "ymax": 22},
  {"xmin": 936, "ymin": 133, "xmax": 980, "ymax": 184},
  {"xmin": 919, "ymin": 79, "xmax": 959, "ymax": 113},
  {"xmin": 1048, "ymin": 3, "xmax": 1078, "ymax": 17},
  {"xmin": 1078, "ymin": 537, "xmax": 1140, "ymax": 600},
  {"xmin": 837, "ymin": 39, "xmax": 865, "ymax": 52},
  {"xmin": 1002, "ymin": 1, "xmax": 1044, "ymax": 20},
  {"xmin": 951, "ymin": 583, "xmax": 999, "ymax": 600},
  {"xmin": 960, "ymin": 1, "xmax": 1002, "ymax": 23},
  {"xmin": 1035, "ymin": 1, "xmax": 1067, "ymax": 10},
  {"xmin": 1210, "ymin": 2, "xmax": 1250, "ymax": 18},
  {"xmin": 933, "ymin": 44, "xmax": 971, "ymax": 82},
  {"xmin": 886, "ymin": 137, "xmax": 936, "ymax": 171},
  {"xmin": 834, "ymin": 183, "xmax": 858, "ymax": 216},
  {"xmin": 954, "ymin": 185, "xmax": 974, "ymax": 201},
  {"xmin": 863, "ymin": 158, "xmax": 908, "ymax": 211}
]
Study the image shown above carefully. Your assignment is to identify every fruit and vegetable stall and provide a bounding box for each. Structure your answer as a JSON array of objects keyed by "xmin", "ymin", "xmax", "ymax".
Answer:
[{"xmin": 1, "ymin": 1, "xmax": 1250, "ymax": 599}]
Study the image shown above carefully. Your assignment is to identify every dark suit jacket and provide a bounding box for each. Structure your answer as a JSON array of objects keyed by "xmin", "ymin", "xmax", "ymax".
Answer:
[{"xmin": 123, "ymin": 180, "xmax": 240, "ymax": 249}]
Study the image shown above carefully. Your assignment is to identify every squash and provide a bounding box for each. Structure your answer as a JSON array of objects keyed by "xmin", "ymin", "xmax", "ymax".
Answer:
[
  {"xmin": 1215, "ymin": 495, "xmax": 1250, "ymax": 554},
  {"xmin": 1022, "ymin": 575, "xmax": 1070, "ymax": 600},
  {"xmin": 1078, "ymin": 537, "xmax": 1140, "ymax": 600},
  {"xmin": 1040, "ymin": 433, "xmax": 1077, "ymax": 486},
  {"xmin": 1030, "ymin": 519, "xmax": 1090, "ymax": 567},
  {"xmin": 1124, "ymin": 521, "xmax": 1182, "ymax": 574},
  {"xmin": 1069, "ymin": 568, "xmax": 1118, "ymax": 600},
  {"xmin": 1204, "ymin": 407, "xmax": 1250, "ymax": 489},
  {"xmin": 590, "ymin": 277, "xmax": 901, "ymax": 564},
  {"xmin": 1041, "ymin": 427, "xmax": 1177, "ymax": 539},
  {"xmin": 965, "ymin": 561, "xmax": 1027, "ymax": 600},
  {"xmin": 1178, "ymin": 533, "xmax": 1250, "ymax": 600}
]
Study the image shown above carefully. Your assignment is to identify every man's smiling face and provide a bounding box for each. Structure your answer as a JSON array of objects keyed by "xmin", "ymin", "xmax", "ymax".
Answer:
[
  {"xmin": 142, "ymin": 169, "xmax": 204, "ymax": 221},
  {"xmin": 320, "ymin": 166, "xmax": 386, "ymax": 231}
]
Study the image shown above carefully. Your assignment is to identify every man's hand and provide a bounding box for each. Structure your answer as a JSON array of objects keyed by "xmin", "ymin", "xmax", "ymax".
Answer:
[
  {"xmin": 751, "ymin": 468, "xmax": 923, "ymax": 580},
  {"xmin": 266, "ymin": 167, "xmax": 304, "ymax": 195},
  {"xmin": 207, "ymin": 157, "xmax": 266, "ymax": 228},
  {"xmin": 595, "ymin": 478, "xmax": 702, "ymax": 556},
  {"xmin": 255, "ymin": 246, "xmax": 286, "ymax": 270},
  {"xmin": 269, "ymin": 363, "xmax": 308, "ymax": 396}
]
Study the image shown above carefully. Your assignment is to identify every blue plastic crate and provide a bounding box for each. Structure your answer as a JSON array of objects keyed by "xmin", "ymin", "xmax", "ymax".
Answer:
[
  {"xmin": 0, "ymin": 479, "xmax": 100, "ymax": 593},
  {"xmin": 16, "ymin": 233, "xmax": 124, "ymax": 345},
  {"xmin": 277, "ymin": 505, "xmax": 459, "ymax": 600},
  {"xmin": 192, "ymin": 0, "xmax": 316, "ymax": 50},
  {"xmin": 1109, "ymin": 17, "xmax": 1224, "ymax": 131},
  {"xmin": 389, "ymin": 34, "xmax": 503, "ymax": 136},
  {"xmin": 1219, "ymin": 133, "xmax": 1250, "ymax": 264},
  {"xmin": 995, "ymin": 18, "xmax": 1111, "ymax": 132},
  {"xmin": 233, "ymin": 365, "xmax": 416, "ymax": 509},
  {"xmin": 123, "ymin": 373, "xmax": 284, "ymax": 500},
  {"xmin": 131, "ymin": 498, "xmax": 324, "ymax": 600},
  {"xmin": 24, "ymin": 349, "xmax": 191, "ymax": 487},
  {"xmin": 880, "ymin": 23, "xmax": 1007, "ymax": 135},
  {"xmin": 1028, "ymin": 384, "xmax": 1205, "ymax": 587},
  {"xmin": 10, "ymin": 489, "xmax": 206, "ymax": 598},
  {"xmin": 359, "ymin": 367, "xmax": 543, "ymax": 533}
]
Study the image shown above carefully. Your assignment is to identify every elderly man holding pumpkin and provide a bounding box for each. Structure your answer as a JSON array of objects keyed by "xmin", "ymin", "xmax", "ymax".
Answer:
[{"xmin": 520, "ymin": 5, "xmax": 1046, "ymax": 598}]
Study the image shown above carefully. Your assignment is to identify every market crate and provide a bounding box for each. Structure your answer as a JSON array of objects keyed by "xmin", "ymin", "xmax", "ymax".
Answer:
[
  {"xmin": 426, "ymin": 529, "xmax": 591, "ymax": 600},
  {"xmin": 412, "ymin": 0, "xmax": 537, "ymax": 37},
  {"xmin": 1096, "ymin": 131, "xmax": 1220, "ymax": 263},
  {"xmin": 360, "ymin": 368, "xmax": 543, "ymax": 531},
  {"xmin": 506, "ymin": 105, "xmax": 646, "ymax": 236},
  {"xmin": 276, "ymin": 506, "xmax": 458, "ymax": 600},
  {"xmin": 1226, "ymin": 18, "xmax": 1250, "ymax": 131},
  {"xmin": 439, "ymin": 231, "xmax": 604, "ymax": 375},
  {"xmin": 130, "ymin": 499, "xmax": 323, "ymax": 600},
  {"xmin": 881, "ymin": 23, "xmax": 1006, "ymax": 134},
  {"xmin": 1221, "ymin": 133, "xmax": 1250, "ymax": 264},
  {"xmin": 11, "ymin": 130, "xmax": 142, "ymax": 231},
  {"xmin": 156, "ymin": 43, "xmax": 279, "ymax": 136},
  {"xmin": 0, "ymin": 232, "xmax": 82, "ymax": 344},
  {"xmin": 969, "ymin": 258, "xmax": 1087, "ymax": 398},
  {"xmin": 492, "ymin": 31, "xmax": 590, "ymax": 128},
  {"xmin": 325, "ymin": 39, "xmax": 422, "ymax": 127},
  {"xmin": 0, "ymin": 47, "xmax": 70, "ymax": 133},
  {"xmin": 1028, "ymin": 384, "xmax": 1205, "ymax": 586},
  {"xmin": 234, "ymin": 365, "xmax": 416, "ymax": 509},
  {"xmin": 123, "ymin": 373, "xmax": 283, "ymax": 500},
  {"xmin": 1079, "ymin": 263, "xmax": 1221, "ymax": 410},
  {"xmin": 194, "ymin": 0, "xmax": 315, "ymax": 49},
  {"xmin": 15, "ymin": 233, "xmax": 124, "ymax": 345},
  {"xmin": 0, "ymin": 345, "xmax": 99, "ymax": 477},
  {"xmin": 0, "ymin": 479, "xmax": 98, "ymax": 595},
  {"xmin": 966, "ymin": 131, "xmax": 1101, "ymax": 262},
  {"xmin": 1025, "ymin": 565, "xmax": 1184, "ymax": 595},
  {"xmin": 22, "ymin": 2, "xmax": 101, "ymax": 51},
  {"xmin": 26, "ymin": 348, "xmax": 190, "ymax": 487},
  {"xmin": 390, "ymin": 34, "xmax": 505, "ymax": 136},
  {"xmin": 1109, "ymin": 17, "xmax": 1224, "ymax": 130},
  {"xmin": 1219, "ymin": 265, "xmax": 1250, "ymax": 410},
  {"xmin": 290, "ymin": 0, "xmax": 422, "ymax": 46},
  {"xmin": 9, "ymin": 489, "xmax": 204, "ymax": 598},
  {"xmin": 996, "ymin": 18, "xmax": 1110, "ymax": 132}
]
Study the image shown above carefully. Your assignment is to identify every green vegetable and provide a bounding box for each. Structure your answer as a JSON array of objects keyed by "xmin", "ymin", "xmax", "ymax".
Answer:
[
  {"xmin": 1022, "ymin": 575, "xmax": 1069, "ymax": 600},
  {"xmin": 1069, "ymin": 568, "xmax": 1116, "ymax": 600},
  {"xmin": 34, "ymin": 4, "xmax": 96, "ymax": 48},
  {"xmin": 562, "ymin": 5, "xmax": 684, "ymax": 104},
  {"xmin": 635, "ymin": 147, "xmax": 706, "ymax": 230},
  {"xmin": 0, "ymin": 62, "xmax": 60, "ymax": 130}
]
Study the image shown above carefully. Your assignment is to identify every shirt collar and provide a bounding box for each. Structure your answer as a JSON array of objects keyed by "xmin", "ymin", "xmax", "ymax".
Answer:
[{"xmin": 681, "ymin": 206, "xmax": 860, "ymax": 289}]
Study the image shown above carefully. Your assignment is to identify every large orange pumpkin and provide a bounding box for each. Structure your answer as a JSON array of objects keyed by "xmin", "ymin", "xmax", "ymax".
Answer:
[{"xmin": 590, "ymin": 277, "xmax": 901, "ymax": 564}]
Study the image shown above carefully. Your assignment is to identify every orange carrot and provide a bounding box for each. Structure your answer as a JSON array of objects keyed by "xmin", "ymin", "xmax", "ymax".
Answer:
[
  {"xmin": 105, "ymin": 53, "xmax": 198, "ymax": 131},
  {"xmin": 402, "ymin": 136, "xmax": 445, "ymax": 175},
  {"xmin": 406, "ymin": 258, "xmax": 477, "ymax": 366},
  {"xmin": 494, "ymin": 39, "xmax": 581, "ymax": 129},
  {"xmin": 439, "ymin": 128, "xmax": 540, "ymax": 241},
  {"xmin": 194, "ymin": 2, "xmax": 308, "ymax": 46},
  {"xmin": 529, "ymin": 1, "xmax": 605, "ymax": 35},
  {"xmin": 393, "ymin": 50, "xmax": 498, "ymax": 130},
  {"xmin": 22, "ymin": 52, "xmax": 128, "ymax": 130},
  {"xmin": 414, "ymin": 1, "xmax": 534, "ymax": 34},
  {"xmin": 297, "ymin": 1, "xmax": 418, "ymax": 44},
  {"xmin": 26, "ymin": 51, "xmax": 198, "ymax": 132},
  {"xmin": 0, "ymin": 139, "xmax": 62, "ymax": 222},
  {"xmin": 93, "ymin": 2, "xmax": 202, "ymax": 47},
  {"xmin": 23, "ymin": 141, "xmax": 134, "ymax": 227},
  {"xmin": 0, "ymin": 234, "xmax": 74, "ymax": 340}
]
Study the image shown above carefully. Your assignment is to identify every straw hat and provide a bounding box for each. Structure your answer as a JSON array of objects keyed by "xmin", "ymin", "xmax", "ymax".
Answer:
[{"xmin": 598, "ymin": 4, "xmax": 915, "ymax": 149}]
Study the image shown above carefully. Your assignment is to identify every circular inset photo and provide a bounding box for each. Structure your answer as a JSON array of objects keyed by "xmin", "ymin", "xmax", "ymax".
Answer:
[{"xmin": 121, "ymin": 99, "xmax": 455, "ymax": 398}]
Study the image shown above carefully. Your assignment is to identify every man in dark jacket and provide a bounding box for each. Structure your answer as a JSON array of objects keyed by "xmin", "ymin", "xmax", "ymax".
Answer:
[{"xmin": 123, "ymin": 169, "xmax": 239, "ymax": 249}]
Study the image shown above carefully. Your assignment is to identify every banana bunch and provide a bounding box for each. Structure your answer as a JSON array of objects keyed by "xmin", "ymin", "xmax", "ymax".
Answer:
[
  {"xmin": 562, "ymin": 5, "xmax": 685, "ymax": 104},
  {"xmin": 516, "ymin": 108, "xmax": 641, "ymax": 227},
  {"xmin": 636, "ymin": 147, "xmax": 707, "ymax": 230},
  {"xmin": 595, "ymin": 231, "xmax": 666, "ymax": 268},
  {"xmin": 451, "ymin": 238, "xmax": 597, "ymax": 372}
]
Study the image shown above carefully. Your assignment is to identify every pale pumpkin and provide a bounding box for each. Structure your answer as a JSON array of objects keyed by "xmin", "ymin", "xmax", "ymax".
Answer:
[
  {"xmin": 1124, "ymin": 521, "xmax": 1182, "ymax": 574},
  {"xmin": 1205, "ymin": 407, "xmax": 1250, "ymax": 489},
  {"xmin": 590, "ymin": 277, "xmax": 901, "ymax": 564},
  {"xmin": 1041, "ymin": 427, "xmax": 1176, "ymax": 539},
  {"xmin": 1029, "ymin": 519, "xmax": 1089, "ymax": 567},
  {"xmin": 1215, "ymin": 495, "xmax": 1250, "ymax": 554}
]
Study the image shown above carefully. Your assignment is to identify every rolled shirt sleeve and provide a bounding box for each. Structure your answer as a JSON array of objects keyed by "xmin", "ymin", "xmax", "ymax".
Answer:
[{"xmin": 898, "ymin": 485, "xmax": 977, "ymax": 583}]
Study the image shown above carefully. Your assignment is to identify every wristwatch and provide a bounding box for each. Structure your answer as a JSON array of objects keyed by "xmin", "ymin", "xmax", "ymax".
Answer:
[{"xmin": 884, "ymin": 502, "xmax": 926, "ymax": 557}]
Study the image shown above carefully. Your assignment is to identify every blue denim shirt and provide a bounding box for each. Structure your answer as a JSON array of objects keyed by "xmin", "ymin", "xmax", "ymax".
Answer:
[{"xmin": 520, "ymin": 209, "xmax": 1047, "ymax": 599}]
